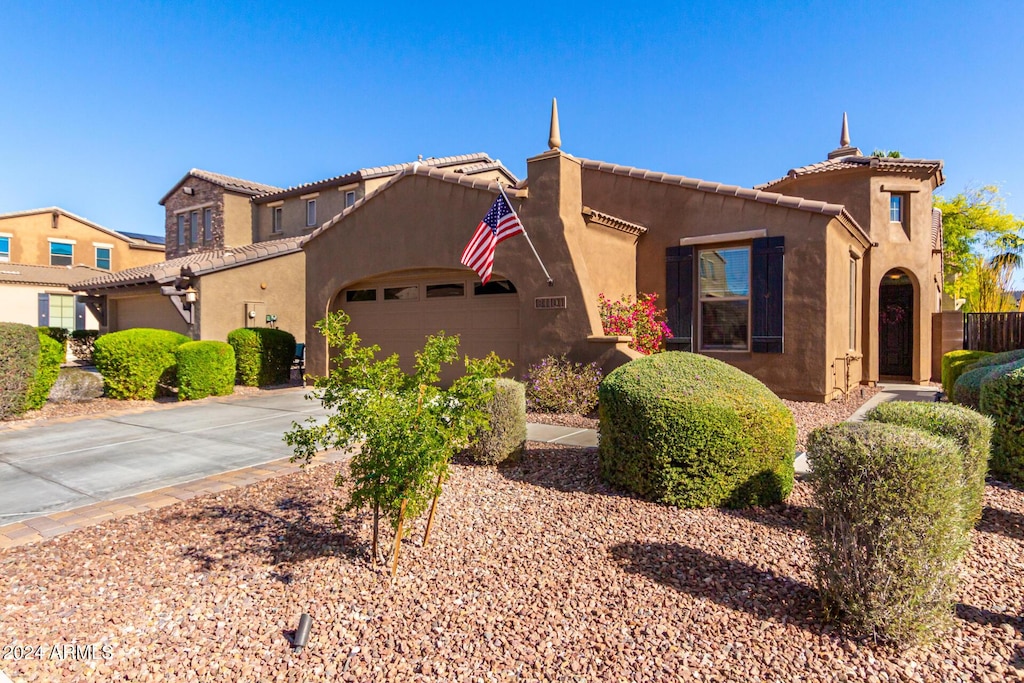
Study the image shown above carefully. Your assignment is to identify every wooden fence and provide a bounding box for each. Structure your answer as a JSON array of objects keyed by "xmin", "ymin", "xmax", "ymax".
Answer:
[{"xmin": 964, "ymin": 312, "xmax": 1024, "ymax": 353}]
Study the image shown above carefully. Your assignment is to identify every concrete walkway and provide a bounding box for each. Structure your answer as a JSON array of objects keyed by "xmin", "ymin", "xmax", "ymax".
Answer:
[
  {"xmin": 0, "ymin": 398, "xmax": 598, "ymax": 549},
  {"xmin": 792, "ymin": 382, "xmax": 941, "ymax": 475}
]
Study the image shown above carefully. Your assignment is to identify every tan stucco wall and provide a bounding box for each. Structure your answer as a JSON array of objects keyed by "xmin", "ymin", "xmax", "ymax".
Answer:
[
  {"xmin": 197, "ymin": 252, "xmax": 306, "ymax": 343},
  {"xmin": 108, "ymin": 290, "xmax": 189, "ymax": 336},
  {"xmin": 255, "ymin": 186, "xmax": 358, "ymax": 242},
  {"xmin": 578, "ymin": 162, "xmax": 848, "ymax": 401},
  {"xmin": 0, "ymin": 284, "xmax": 45, "ymax": 325},
  {"xmin": 222, "ymin": 193, "xmax": 255, "ymax": 248},
  {"xmin": 0, "ymin": 212, "xmax": 164, "ymax": 271},
  {"xmin": 765, "ymin": 168, "xmax": 942, "ymax": 383},
  {"xmin": 824, "ymin": 226, "xmax": 868, "ymax": 399}
]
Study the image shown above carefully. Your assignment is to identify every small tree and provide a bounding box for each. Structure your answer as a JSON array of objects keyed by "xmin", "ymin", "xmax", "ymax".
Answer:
[{"xmin": 286, "ymin": 311, "xmax": 509, "ymax": 575}]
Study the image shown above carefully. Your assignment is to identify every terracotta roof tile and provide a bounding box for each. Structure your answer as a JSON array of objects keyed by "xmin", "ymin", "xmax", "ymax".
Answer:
[
  {"xmin": 159, "ymin": 170, "xmax": 283, "ymax": 205},
  {"xmin": 75, "ymin": 235, "xmax": 304, "ymax": 291},
  {"xmin": 756, "ymin": 156, "xmax": 943, "ymax": 190},
  {"xmin": 0, "ymin": 264, "xmax": 106, "ymax": 287}
]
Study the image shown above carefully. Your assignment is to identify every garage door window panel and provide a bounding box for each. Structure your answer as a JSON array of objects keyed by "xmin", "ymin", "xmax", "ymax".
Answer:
[
  {"xmin": 474, "ymin": 280, "xmax": 517, "ymax": 295},
  {"xmin": 426, "ymin": 283, "xmax": 465, "ymax": 298},
  {"xmin": 346, "ymin": 289, "xmax": 377, "ymax": 302},
  {"xmin": 384, "ymin": 286, "xmax": 419, "ymax": 301}
]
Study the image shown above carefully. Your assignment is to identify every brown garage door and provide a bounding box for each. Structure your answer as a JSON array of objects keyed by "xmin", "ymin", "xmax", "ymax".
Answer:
[{"xmin": 332, "ymin": 272, "xmax": 520, "ymax": 381}]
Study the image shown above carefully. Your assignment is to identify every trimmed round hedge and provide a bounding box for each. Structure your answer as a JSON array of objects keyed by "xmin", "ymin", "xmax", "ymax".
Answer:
[
  {"xmin": 24, "ymin": 332, "xmax": 64, "ymax": 411},
  {"xmin": 866, "ymin": 401, "xmax": 991, "ymax": 530},
  {"xmin": 0, "ymin": 322, "xmax": 41, "ymax": 419},
  {"xmin": 979, "ymin": 358, "xmax": 1024, "ymax": 486},
  {"xmin": 952, "ymin": 364, "xmax": 1000, "ymax": 410},
  {"xmin": 227, "ymin": 328, "xmax": 296, "ymax": 387},
  {"xmin": 941, "ymin": 349, "xmax": 992, "ymax": 398},
  {"xmin": 598, "ymin": 352, "xmax": 796, "ymax": 509},
  {"xmin": 965, "ymin": 348, "xmax": 1024, "ymax": 372},
  {"xmin": 807, "ymin": 422, "xmax": 968, "ymax": 645},
  {"xmin": 93, "ymin": 328, "xmax": 191, "ymax": 399},
  {"xmin": 465, "ymin": 378, "xmax": 527, "ymax": 465},
  {"xmin": 176, "ymin": 341, "xmax": 236, "ymax": 401}
]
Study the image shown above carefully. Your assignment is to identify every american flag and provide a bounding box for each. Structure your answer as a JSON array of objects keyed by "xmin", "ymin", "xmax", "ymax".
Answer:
[{"xmin": 460, "ymin": 192, "xmax": 524, "ymax": 284}]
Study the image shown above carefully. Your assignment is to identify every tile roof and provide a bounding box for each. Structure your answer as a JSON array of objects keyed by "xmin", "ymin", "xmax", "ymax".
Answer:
[
  {"xmin": 577, "ymin": 157, "xmax": 871, "ymax": 246},
  {"xmin": 755, "ymin": 156, "xmax": 944, "ymax": 190},
  {"xmin": 74, "ymin": 236, "xmax": 304, "ymax": 291},
  {"xmin": 253, "ymin": 153, "xmax": 519, "ymax": 203},
  {"xmin": 159, "ymin": 169, "xmax": 284, "ymax": 205},
  {"xmin": 0, "ymin": 263, "xmax": 106, "ymax": 287},
  {"xmin": 0, "ymin": 207, "xmax": 165, "ymax": 250},
  {"xmin": 307, "ymin": 164, "xmax": 523, "ymax": 243}
]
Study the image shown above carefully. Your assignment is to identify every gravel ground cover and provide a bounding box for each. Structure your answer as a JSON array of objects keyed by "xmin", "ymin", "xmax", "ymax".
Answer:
[{"xmin": 4, "ymin": 436, "xmax": 1024, "ymax": 682}]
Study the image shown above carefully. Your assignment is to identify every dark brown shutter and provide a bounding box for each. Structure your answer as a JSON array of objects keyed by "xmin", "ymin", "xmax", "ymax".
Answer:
[
  {"xmin": 666, "ymin": 245, "xmax": 693, "ymax": 352},
  {"xmin": 751, "ymin": 236, "xmax": 784, "ymax": 353},
  {"xmin": 38, "ymin": 293, "xmax": 49, "ymax": 326}
]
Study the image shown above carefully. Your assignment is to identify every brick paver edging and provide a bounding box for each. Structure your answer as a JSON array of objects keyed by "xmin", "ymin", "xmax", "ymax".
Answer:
[{"xmin": 0, "ymin": 450, "xmax": 348, "ymax": 550}]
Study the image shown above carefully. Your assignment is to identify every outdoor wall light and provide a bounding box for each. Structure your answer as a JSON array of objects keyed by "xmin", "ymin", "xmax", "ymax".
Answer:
[
  {"xmin": 183, "ymin": 287, "xmax": 198, "ymax": 305},
  {"xmin": 292, "ymin": 613, "xmax": 313, "ymax": 651}
]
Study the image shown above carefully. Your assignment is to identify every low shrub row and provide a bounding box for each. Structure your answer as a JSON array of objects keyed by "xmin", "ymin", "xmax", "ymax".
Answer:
[
  {"xmin": 175, "ymin": 341, "xmax": 235, "ymax": 401},
  {"xmin": 948, "ymin": 349, "xmax": 1024, "ymax": 485},
  {"xmin": 0, "ymin": 323, "xmax": 41, "ymax": 419},
  {"xmin": 24, "ymin": 333, "xmax": 64, "ymax": 411},
  {"xmin": 93, "ymin": 329, "xmax": 191, "ymax": 399},
  {"xmin": 228, "ymin": 328, "xmax": 295, "ymax": 387},
  {"xmin": 941, "ymin": 349, "xmax": 992, "ymax": 398},
  {"xmin": 807, "ymin": 401, "xmax": 990, "ymax": 645}
]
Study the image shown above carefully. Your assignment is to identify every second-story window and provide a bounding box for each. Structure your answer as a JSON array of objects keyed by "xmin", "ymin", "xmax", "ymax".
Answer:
[
  {"xmin": 272, "ymin": 206, "xmax": 283, "ymax": 233},
  {"xmin": 204, "ymin": 208, "xmax": 212, "ymax": 242},
  {"xmin": 50, "ymin": 240, "xmax": 74, "ymax": 266},
  {"xmin": 190, "ymin": 210, "xmax": 200, "ymax": 243},
  {"xmin": 890, "ymin": 194, "xmax": 903, "ymax": 223},
  {"xmin": 345, "ymin": 190, "xmax": 356, "ymax": 208},
  {"xmin": 0, "ymin": 234, "xmax": 10, "ymax": 262},
  {"xmin": 95, "ymin": 246, "xmax": 111, "ymax": 270},
  {"xmin": 177, "ymin": 215, "xmax": 185, "ymax": 245},
  {"xmin": 306, "ymin": 199, "xmax": 317, "ymax": 227}
]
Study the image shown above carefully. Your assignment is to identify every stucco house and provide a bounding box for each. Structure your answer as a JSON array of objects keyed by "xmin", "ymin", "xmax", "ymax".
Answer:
[
  {"xmin": 302, "ymin": 111, "xmax": 943, "ymax": 402},
  {"xmin": 76, "ymin": 154, "xmax": 516, "ymax": 342},
  {"xmin": 0, "ymin": 207, "xmax": 164, "ymax": 331}
]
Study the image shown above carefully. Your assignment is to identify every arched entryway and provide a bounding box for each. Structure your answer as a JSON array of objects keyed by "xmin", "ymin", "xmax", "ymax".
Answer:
[{"xmin": 878, "ymin": 269, "xmax": 914, "ymax": 377}]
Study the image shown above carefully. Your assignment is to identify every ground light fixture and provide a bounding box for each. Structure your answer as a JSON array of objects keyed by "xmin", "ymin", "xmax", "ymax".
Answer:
[{"xmin": 292, "ymin": 613, "xmax": 313, "ymax": 652}]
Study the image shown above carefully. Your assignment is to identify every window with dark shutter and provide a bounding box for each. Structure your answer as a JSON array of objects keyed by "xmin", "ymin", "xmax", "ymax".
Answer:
[
  {"xmin": 665, "ymin": 245, "xmax": 694, "ymax": 351},
  {"xmin": 751, "ymin": 236, "xmax": 785, "ymax": 353}
]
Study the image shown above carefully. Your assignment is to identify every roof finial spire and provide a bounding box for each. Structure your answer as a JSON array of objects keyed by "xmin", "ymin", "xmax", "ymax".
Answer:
[
  {"xmin": 828, "ymin": 111, "xmax": 861, "ymax": 159},
  {"xmin": 548, "ymin": 98, "xmax": 561, "ymax": 151},
  {"xmin": 840, "ymin": 112, "xmax": 850, "ymax": 147}
]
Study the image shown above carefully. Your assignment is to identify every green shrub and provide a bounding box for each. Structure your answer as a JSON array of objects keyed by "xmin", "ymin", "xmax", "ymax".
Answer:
[
  {"xmin": 465, "ymin": 379, "xmax": 527, "ymax": 465},
  {"xmin": 93, "ymin": 328, "xmax": 190, "ymax": 399},
  {"xmin": 979, "ymin": 358, "xmax": 1024, "ymax": 485},
  {"xmin": 0, "ymin": 323, "xmax": 40, "ymax": 419},
  {"xmin": 524, "ymin": 355, "xmax": 602, "ymax": 414},
  {"xmin": 69, "ymin": 330, "xmax": 100, "ymax": 363},
  {"xmin": 952, "ymin": 364, "xmax": 1000, "ymax": 410},
  {"xmin": 866, "ymin": 401, "xmax": 991, "ymax": 530},
  {"xmin": 37, "ymin": 326, "xmax": 69, "ymax": 349},
  {"xmin": 941, "ymin": 349, "xmax": 993, "ymax": 398},
  {"xmin": 598, "ymin": 352, "xmax": 795, "ymax": 508},
  {"xmin": 227, "ymin": 328, "xmax": 296, "ymax": 386},
  {"xmin": 49, "ymin": 368, "xmax": 104, "ymax": 403},
  {"xmin": 24, "ymin": 332, "xmax": 64, "ymax": 411},
  {"xmin": 964, "ymin": 348, "xmax": 1024, "ymax": 372},
  {"xmin": 807, "ymin": 422, "xmax": 968, "ymax": 645},
  {"xmin": 175, "ymin": 341, "xmax": 236, "ymax": 401}
]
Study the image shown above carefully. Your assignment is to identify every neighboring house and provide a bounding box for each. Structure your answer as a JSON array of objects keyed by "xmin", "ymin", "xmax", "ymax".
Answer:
[
  {"xmin": 301, "ymin": 112, "xmax": 943, "ymax": 402},
  {"xmin": 0, "ymin": 207, "xmax": 165, "ymax": 331},
  {"xmin": 0, "ymin": 264, "xmax": 106, "ymax": 330},
  {"xmin": 78, "ymin": 154, "xmax": 516, "ymax": 342}
]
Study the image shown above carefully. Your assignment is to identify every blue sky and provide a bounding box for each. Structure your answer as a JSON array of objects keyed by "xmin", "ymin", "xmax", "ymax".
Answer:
[{"xmin": 1, "ymin": 2, "xmax": 1022, "ymax": 282}]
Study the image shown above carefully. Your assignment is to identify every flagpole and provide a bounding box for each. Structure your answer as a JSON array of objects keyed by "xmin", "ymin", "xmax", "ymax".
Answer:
[{"xmin": 498, "ymin": 183, "xmax": 554, "ymax": 286}]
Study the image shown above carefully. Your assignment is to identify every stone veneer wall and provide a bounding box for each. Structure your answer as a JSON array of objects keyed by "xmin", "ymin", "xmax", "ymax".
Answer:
[{"xmin": 163, "ymin": 177, "xmax": 228, "ymax": 259}]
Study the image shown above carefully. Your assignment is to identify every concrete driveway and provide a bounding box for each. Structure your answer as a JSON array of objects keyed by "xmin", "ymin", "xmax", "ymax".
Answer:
[{"xmin": 0, "ymin": 389, "xmax": 329, "ymax": 526}]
